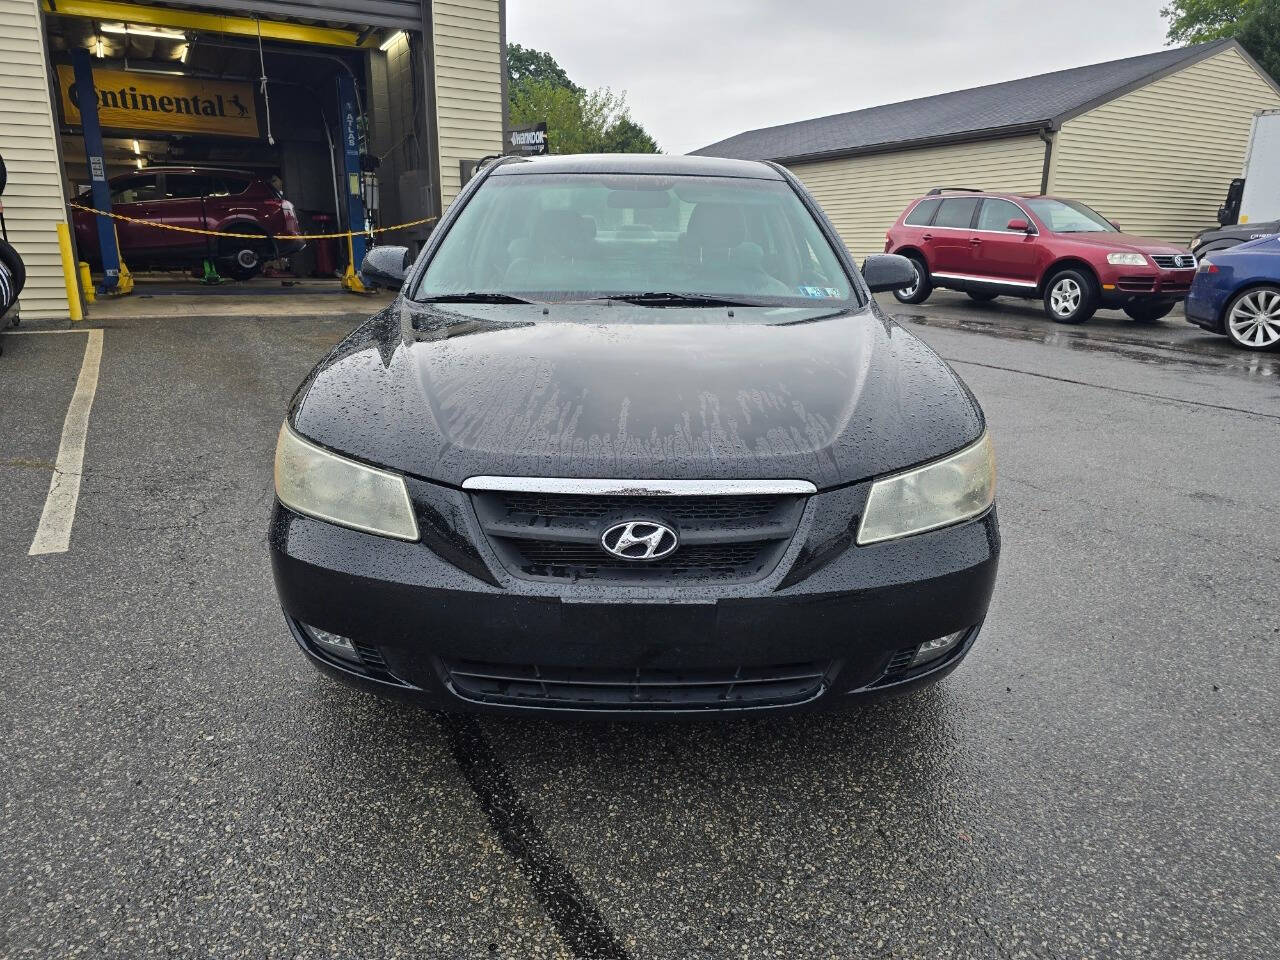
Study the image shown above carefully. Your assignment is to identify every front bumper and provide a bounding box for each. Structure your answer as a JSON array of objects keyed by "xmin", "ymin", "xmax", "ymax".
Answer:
[
  {"xmin": 268, "ymin": 482, "xmax": 1000, "ymax": 716},
  {"xmin": 1098, "ymin": 266, "xmax": 1196, "ymax": 305}
]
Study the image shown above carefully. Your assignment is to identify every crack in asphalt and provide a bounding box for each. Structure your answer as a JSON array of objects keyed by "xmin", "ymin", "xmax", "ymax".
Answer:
[
  {"xmin": 439, "ymin": 714, "xmax": 631, "ymax": 960},
  {"xmin": 942, "ymin": 357, "xmax": 1280, "ymax": 421}
]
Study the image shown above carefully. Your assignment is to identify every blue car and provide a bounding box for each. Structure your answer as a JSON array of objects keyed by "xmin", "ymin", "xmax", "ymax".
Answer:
[{"xmin": 1185, "ymin": 235, "xmax": 1280, "ymax": 351}]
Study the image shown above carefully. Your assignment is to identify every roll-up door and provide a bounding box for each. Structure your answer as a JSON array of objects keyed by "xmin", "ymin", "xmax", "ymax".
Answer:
[{"xmin": 189, "ymin": 0, "xmax": 422, "ymax": 32}]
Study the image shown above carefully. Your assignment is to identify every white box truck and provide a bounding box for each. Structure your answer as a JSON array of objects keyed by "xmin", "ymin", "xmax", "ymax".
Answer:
[{"xmin": 1190, "ymin": 109, "xmax": 1280, "ymax": 255}]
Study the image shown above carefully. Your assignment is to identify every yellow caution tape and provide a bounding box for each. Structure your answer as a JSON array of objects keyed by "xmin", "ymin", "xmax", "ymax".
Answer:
[{"xmin": 68, "ymin": 202, "xmax": 437, "ymax": 241}]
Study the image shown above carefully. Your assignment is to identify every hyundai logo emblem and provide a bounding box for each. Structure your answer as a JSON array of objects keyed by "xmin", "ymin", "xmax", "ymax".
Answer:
[{"xmin": 600, "ymin": 520, "xmax": 678, "ymax": 561}]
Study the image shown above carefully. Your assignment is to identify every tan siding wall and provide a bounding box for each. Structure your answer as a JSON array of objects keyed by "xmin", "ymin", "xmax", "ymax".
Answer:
[
  {"xmin": 788, "ymin": 136, "xmax": 1046, "ymax": 259},
  {"xmin": 1049, "ymin": 47, "xmax": 1280, "ymax": 245},
  {"xmin": 431, "ymin": 0, "xmax": 503, "ymax": 210},
  {"xmin": 0, "ymin": 0, "xmax": 71, "ymax": 320}
]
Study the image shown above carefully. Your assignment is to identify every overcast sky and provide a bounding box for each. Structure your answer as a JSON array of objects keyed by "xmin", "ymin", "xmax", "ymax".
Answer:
[{"xmin": 507, "ymin": 0, "xmax": 1173, "ymax": 155}]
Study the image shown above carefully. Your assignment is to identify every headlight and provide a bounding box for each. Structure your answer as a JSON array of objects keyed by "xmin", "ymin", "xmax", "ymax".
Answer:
[
  {"xmin": 274, "ymin": 423, "xmax": 419, "ymax": 541},
  {"xmin": 857, "ymin": 433, "xmax": 995, "ymax": 545},
  {"xmin": 1106, "ymin": 252, "xmax": 1148, "ymax": 266}
]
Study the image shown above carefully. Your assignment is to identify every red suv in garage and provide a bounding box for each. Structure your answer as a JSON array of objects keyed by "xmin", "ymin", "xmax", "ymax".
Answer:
[
  {"xmin": 73, "ymin": 166, "xmax": 305, "ymax": 280},
  {"xmin": 884, "ymin": 189, "xmax": 1198, "ymax": 323}
]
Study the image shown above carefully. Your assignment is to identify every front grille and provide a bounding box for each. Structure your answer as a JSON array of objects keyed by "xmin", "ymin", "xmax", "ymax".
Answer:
[
  {"xmin": 495, "ymin": 492, "xmax": 784, "ymax": 527},
  {"xmin": 440, "ymin": 658, "xmax": 831, "ymax": 710},
  {"xmin": 1151, "ymin": 254, "xmax": 1196, "ymax": 270},
  {"xmin": 512, "ymin": 541, "xmax": 764, "ymax": 574},
  {"xmin": 469, "ymin": 488, "xmax": 806, "ymax": 583}
]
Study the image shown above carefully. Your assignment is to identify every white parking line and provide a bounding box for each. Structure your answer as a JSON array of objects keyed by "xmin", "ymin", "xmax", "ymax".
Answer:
[{"xmin": 26, "ymin": 329, "xmax": 104, "ymax": 555}]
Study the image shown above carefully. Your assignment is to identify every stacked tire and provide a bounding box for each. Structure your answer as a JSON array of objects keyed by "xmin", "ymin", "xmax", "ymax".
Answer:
[
  {"xmin": 0, "ymin": 237, "xmax": 24, "ymax": 322},
  {"xmin": 0, "ymin": 154, "xmax": 23, "ymax": 325}
]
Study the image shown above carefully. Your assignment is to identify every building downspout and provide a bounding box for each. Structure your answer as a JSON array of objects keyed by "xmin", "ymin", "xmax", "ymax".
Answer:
[
  {"xmin": 418, "ymin": 3, "xmax": 442, "ymax": 220},
  {"xmin": 498, "ymin": 0, "xmax": 509, "ymax": 136},
  {"xmin": 1039, "ymin": 126, "xmax": 1055, "ymax": 195}
]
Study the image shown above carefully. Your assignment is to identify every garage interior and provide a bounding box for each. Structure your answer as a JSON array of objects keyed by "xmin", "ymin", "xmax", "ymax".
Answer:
[{"xmin": 40, "ymin": 1, "xmax": 442, "ymax": 299}]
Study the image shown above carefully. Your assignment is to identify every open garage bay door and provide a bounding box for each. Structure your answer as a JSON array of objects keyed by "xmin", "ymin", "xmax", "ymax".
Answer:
[{"xmin": 176, "ymin": 0, "xmax": 423, "ymax": 32}]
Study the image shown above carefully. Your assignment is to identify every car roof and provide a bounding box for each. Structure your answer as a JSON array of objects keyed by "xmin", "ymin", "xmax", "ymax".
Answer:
[
  {"xmin": 921, "ymin": 189, "xmax": 1041, "ymax": 200},
  {"xmin": 489, "ymin": 153, "xmax": 784, "ymax": 180},
  {"xmin": 114, "ymin": 166, "xmax": 259, "ymax": 179}
]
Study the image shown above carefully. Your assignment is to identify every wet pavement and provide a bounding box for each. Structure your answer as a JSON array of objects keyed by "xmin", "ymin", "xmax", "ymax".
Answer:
[{"xmin": 2, "ymin": 298, "xmax": 1277, "ymax": 959}]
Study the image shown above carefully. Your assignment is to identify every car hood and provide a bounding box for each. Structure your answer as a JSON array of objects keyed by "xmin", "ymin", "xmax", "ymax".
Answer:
[
  {"xmin": 1194, "ymin": 222, "xmax": 1280, "ymax": 244},
  {"xmin": 289, "ymin": 300, "xmax": 984, "ymax": 490},
  {"xmin": 1058, "ymin": 231, "xmax": 1189, "ymax": 256}
]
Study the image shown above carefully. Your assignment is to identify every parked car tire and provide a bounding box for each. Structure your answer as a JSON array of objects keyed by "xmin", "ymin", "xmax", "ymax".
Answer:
[
  {"xmin": 967, "ymin": 290, "xmax": 999, "ymax": 303},
  {"xmin": 891, "ymin": 256, "xmax": 932, "ymax": 304},
  {"xmin": 220, "ymin": 230, "xmax": 269, "ymax": 281},
  {"xmin": 1223, "ymin": 285, "xmax": 1280, "ymax": 351},
  {"xmin": 1123, "ymin": 302, "xmax": 1175, "ymax": 323},
  {"xmin": 1043, "ymin": 268, "xmax": 1098, "ymax": 324}
]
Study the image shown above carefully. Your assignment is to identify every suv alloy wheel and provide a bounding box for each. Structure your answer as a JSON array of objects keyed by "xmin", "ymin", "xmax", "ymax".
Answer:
[{"xmin": 1043, "ymin": 268, "xmax": 1098, "ymax": 324}]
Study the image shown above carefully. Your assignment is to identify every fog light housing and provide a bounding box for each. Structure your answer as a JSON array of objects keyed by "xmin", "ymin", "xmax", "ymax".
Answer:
[
  {"xmin": 304, "ymin": 624, "xmax": 360, "ymax": 663},
  {"xmin": 911, "ymin": 628, "xmax": 967, "ymax": 666}
]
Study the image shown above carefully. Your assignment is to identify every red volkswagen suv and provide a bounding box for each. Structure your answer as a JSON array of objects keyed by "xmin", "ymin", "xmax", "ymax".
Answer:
[
  {"xmin": 73, "ymin": 166, "xmax": 304, "ymax": 280},
  {"xmin": 884, "ymin": 188, "xmax": 1197, "ymax": 323}
]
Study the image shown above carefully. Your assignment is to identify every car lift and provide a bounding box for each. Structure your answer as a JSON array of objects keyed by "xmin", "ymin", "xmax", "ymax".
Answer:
[
  {"xmin": 337, "ymin": 72, "xmax": 367, "ymax": 293},
  {"xmin": 70, "ymin": 48, "xmax": 132, "ymax": 296}
]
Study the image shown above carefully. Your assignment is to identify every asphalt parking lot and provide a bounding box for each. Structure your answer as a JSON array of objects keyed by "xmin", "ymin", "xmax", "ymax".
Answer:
[{"xmin": 2, "ymin": 293, "xmax": 1277, "ymax": 959}]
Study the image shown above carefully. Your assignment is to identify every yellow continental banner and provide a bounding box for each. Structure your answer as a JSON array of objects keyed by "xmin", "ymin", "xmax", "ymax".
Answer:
[{"xmin": 57, "ymin": 65, "xmax": 259, "ymax": 138}]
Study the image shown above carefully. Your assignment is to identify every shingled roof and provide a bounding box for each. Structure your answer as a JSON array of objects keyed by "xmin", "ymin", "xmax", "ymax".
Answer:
[{"xmin": 691, "ymin": 40, "xmax": 1238, "ymax": 163}]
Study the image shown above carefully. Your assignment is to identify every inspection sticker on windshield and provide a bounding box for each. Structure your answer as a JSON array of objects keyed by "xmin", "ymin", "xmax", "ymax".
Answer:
[{"xmin": 799, "ymin": 286, "xmax": 839, "ymax": 298}]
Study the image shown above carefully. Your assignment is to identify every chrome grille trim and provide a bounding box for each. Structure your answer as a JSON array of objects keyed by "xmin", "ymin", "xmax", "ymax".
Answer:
[
  {"xmin": 462, "ymin": 477, "xmax": 817, "ymax": 496},
  {"xmin": 1151, "ymin": 253, "xmax": 1196, "ymax": 270}
]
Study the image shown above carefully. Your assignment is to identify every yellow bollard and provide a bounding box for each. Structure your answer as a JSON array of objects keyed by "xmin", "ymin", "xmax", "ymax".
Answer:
[
  {"xmin": 55, "ymin": 222, "xmax": 84, "ymax": 322},
  {"xmin": 341, "ymin": 232, "xmax": 367, "ymax": 294},
  {"xmin": 111, "ymin": 225, "xmax": 134, "ymax": 295},
  {"xmin": 78, "ymin": 262, "xmax": 95, "ymax": 303}
]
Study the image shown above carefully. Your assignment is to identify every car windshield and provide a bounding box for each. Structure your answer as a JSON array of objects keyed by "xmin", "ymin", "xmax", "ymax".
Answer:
[
  {"xmin": 1025, "ymin": 197, "xmax": 1118, "ymax": 233},
  {"xmin": 413, "ymin": 171, "xmax": 857, "ymax": 308}
]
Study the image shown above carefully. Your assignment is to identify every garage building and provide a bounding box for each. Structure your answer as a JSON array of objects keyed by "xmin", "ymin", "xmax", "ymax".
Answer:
[
  {"xmin": 693, "ymin": 40, "xmax": 1280, "ymax": 258},
  {"xmin": 0, "ymin": 0, "xmax": 506, "ymax": 321}
]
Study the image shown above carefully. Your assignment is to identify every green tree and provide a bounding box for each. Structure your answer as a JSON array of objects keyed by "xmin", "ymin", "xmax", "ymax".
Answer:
[
  {"xmin": 505, "ymin": 44, "xmax": 661, "ymax": 154},
  {"xmin": 600, "ymin": 116, "xmax": 660, "ymax": 154},
  {"xmin": 1164, "ymin": 0, "xmax": 1280, "ymax": 81},
  {"xmin": 507, "ymin": 43, "xmax": 581, "ymax": 95}
]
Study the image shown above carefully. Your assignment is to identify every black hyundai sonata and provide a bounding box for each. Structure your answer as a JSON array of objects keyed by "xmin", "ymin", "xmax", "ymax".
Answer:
[{"xmin": 269, "ymin": 154, "xmax": 998, "ymax": 715}]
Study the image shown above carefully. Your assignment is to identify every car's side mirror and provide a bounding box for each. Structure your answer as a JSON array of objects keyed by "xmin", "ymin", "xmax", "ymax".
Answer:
[
  {"xmin": 360, "ymin": 245, "xmax": 411, "ymax": 289},
  {"xmin": 1007, "ymin": 218, "xmax": 1032, "ymax": 233},
  {"xmin": 861, "ymin": 254, "xmax": 918, "ymax": 293},
  {"xmin": 1109, "ymin": 220, "xmax": 1122, "ymax": 231}
]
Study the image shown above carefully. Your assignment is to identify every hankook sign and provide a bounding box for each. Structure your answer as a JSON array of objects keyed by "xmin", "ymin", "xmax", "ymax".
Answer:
[
  {"xmin": 506, "ymin": 121, "xmax": 549, "ymax": 156},
  {"xmin": 57, "ymin": 65, "xmax": 260, "ymax": 138}
]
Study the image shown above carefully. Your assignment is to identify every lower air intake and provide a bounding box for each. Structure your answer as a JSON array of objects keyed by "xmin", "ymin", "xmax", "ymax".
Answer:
[{"xmin": 440, "ymin": 659, "xmax": 831, "ymax": 711}]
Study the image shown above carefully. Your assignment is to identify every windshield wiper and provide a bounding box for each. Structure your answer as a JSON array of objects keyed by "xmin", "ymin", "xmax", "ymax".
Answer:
[
  {"xmin": 589, "ymin": 292, "xmax": 755, "ymax": 307},
  {"xmin": 420, "ymin": 292, "xmax": 538, "ymax": 304}
]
